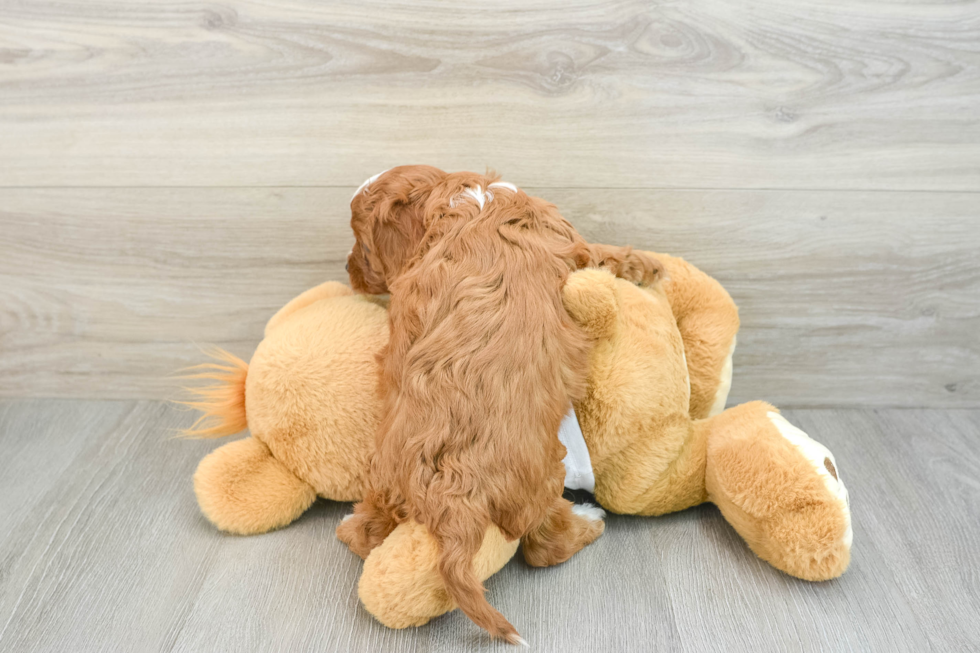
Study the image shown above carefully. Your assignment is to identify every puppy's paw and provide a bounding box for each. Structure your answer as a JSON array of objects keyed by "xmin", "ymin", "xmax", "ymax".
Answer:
[
  {"xmin": 590, "ymin": 244, "xmax": 665, "ymax": 287},
  {"xmin": 336, "ymin": 513, "xmax": 375, "ymax": 560},
  {"xmin": 616, "ymin": 250, "xmax": 665, "ymax": 286},
  {"xmin": 571, "ymin": 503, "xmax": 606, "ymax": 522},
  {"xmin": 572, "ymin": 503, "xmax": 606, "ymax": 545}
]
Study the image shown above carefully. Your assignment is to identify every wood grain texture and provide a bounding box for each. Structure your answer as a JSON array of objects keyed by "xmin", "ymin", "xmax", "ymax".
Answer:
[
  {"xmin": 1, "ymin": 0, "xmax": 979, "ymax": 189},
  {"xmin": 2, "ymin": 187, "xmax": 977, "ymax": 406},
  {"xmin": 1, "ymin": 400, "xmax": 979, "ymax": 651}
]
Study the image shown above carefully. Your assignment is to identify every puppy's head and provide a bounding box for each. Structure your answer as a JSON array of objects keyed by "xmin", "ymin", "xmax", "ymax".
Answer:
[{"xmin": 348, "ymin": 165, "xmax": 448, "ymax": 294}]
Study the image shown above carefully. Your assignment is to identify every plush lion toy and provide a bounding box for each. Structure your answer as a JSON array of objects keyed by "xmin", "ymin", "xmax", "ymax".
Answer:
[{"xmin": 182, "ymin": 253, "xmax": 852, "ymax": 629}]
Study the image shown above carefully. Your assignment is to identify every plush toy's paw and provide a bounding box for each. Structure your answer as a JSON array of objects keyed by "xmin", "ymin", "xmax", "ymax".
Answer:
[
  {"xmin": 705, "ymin": 401, "xmax": 852, "ymax": 581},
  {"xmin": 358, "ymin": 520, "xmax": 519, "ymax": 629},
  {"xmin": 194, "ymin": 436, "xmax": 317, "ymax": 535},
  {"xmin": 563, "ymin": 268, "xmax": 619, "ymax": 339}
]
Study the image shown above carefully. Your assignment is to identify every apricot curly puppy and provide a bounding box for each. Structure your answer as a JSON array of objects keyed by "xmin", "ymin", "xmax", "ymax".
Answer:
[{"xmin": 339, "ymin": 166, "xmax": 661, "ymax": 644}]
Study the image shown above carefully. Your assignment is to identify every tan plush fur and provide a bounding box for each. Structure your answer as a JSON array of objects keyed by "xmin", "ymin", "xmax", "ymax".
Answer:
[
  {"xmin": 703, "ymin": 401, "xmax": 851, "ymax": 581},
  {"xmin": 183, "ymin": 254, "xmax": 851, "ymax": 630},
  {"xmin": 194, "ymin": 437, "xmax": 317, "ymax": 535},
  {"xmin": 563, "ymin": 268, "xmax": 851, "ymax": 581},
  {"xmin": 186, "ymin": 281, "xmax": 389, "ymax": 527},
  {"xmin": 244, "ymin": 283, "xmax": 388, "ymax": 503},
  {"xmin": 565, "ymin": 265, "xmax": 726, "ymax": 516},
  {"xmin": 178, "ymin": 348, "xmax": 249, "ymax": 438},
  {"xmin": 657, "ymin": 253, "xmax": 740, "ymax": 420}
]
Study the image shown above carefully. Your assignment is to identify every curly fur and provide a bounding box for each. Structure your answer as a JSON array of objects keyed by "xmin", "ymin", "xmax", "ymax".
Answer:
[{"xmin": 340, "ymin": 166, "xmax": 660, "ymax": 643}]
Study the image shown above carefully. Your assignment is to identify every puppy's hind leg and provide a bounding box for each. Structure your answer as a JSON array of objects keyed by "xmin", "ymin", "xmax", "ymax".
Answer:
[
  {"xmin": 521, "ymin": 497, "xmax": 605, "ymax": 568},
  {"xmin": 336, "ymin": 491, "xmax": 399, "ymax": 560}
]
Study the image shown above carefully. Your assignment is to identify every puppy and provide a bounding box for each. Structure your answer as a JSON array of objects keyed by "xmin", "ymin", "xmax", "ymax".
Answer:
[{"xmin": 339, "ymin": 166, "xmax": 661, "ymax": 644}]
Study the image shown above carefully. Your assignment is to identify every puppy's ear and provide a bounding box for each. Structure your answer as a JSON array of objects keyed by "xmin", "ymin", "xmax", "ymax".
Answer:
[
  {"xmin": 371, "ymin": 203, "xmax": 428, "ymax": 281},
  {"xmin": 352, "ymin": 165, "xmax": 447, "ymax": 284},
  {"xmin": 563, "ymin": 269, "xmax": 619, "ymax": 339}
]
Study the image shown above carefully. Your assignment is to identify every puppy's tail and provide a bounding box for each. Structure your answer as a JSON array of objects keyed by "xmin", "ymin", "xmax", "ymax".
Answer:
[
  {"xmin": 432, "ymin": 506, "xmax": 524, "ymax": 645},
  {"xmin": 174, "ymin": 347, "xmax": 249, "ymax": 438}
]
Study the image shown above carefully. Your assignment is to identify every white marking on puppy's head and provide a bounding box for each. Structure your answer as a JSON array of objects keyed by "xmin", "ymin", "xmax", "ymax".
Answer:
[
  {"xmin": 463, "ymin": 185, "xmax": 486, "ymax": 209},
  {"xmin": 449, "ymin": 181, "xmax": 518, "ymax": 211},
  {"xmin": 450, "ymin": 185, "xmax": 490, "ymax": 210},
  {"xmin": 488, "ymin": 181, "xmax": 517, "ymax": 193},
  {"xmin": 352, "ymin": 168, "xmax": 392, "ymax": 202}
]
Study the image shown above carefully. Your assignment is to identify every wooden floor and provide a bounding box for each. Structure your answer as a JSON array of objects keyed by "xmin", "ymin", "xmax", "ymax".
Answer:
[{"xmin": 0, "ymin": 399, "xmax": 977, "ymax": 652}]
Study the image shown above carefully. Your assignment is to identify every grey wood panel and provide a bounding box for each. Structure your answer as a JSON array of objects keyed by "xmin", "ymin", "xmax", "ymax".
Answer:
[
  {"xmin": 0, "ymin": 400, "xmax": 222, "ymax": 652},
  {"xmin": 2, "ymin": 400, "xmax": 980, "ymax": 651},
  {"xmin": 1, "ymin": 0, "xmax": 979, "ymax": 190},
  {"xmin": 2, "ymin": 187, "xmax": 977, "ymax": 407}
]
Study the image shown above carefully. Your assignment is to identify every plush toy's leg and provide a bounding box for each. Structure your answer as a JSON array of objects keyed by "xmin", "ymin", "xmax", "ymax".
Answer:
[
  {"xmin": 702, "ymin": 401, "xmax": 852, "ymax": 581},
  {"xmin": 592, "ymin": 419, "xmax": 710, "ymax": 517},
  {"xmin": 652, "ymin": 253, "xmax": 740, "ymax": 420},
  {"xmin": 521, "ymin": 497, "xmax": 605, "ymax": 567},
  {"xmin": 358, "ymin": 520, "xmax": 520, "ymax": 629},
  {"xmin": 336, "ymin": 492, "xmax": 399, "ymax": 560},
  {"xmin": 263, "ymin": 281, "xmax": 354, "ymax": 336},
  {"xmin": 194, "ymin": 436, "xmax": 317, "ymax": 535}
]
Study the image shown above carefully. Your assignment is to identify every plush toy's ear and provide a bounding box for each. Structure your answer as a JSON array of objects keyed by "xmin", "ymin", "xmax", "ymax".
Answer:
[
  {"xmin": 264, "ymin": 281, "xmax": 353, "ymax": 336},
  {"xmin": 563, "ymin": 268, "xmax": 620, "ymax": 339}
]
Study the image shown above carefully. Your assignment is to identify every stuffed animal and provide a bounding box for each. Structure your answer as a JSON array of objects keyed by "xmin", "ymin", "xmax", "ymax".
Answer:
[{"xmin": 183, "ymin": 253, "xmax": 852, "ymax": 630}]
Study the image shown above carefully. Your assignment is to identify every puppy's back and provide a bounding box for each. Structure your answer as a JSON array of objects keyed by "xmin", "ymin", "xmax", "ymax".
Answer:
[{"xmin": 381, "ymin": 190, "xmax": 589, "ymax": 533}]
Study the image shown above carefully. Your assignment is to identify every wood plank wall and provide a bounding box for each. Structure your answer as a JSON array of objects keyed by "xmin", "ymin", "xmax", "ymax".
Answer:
[{"xmin": 1, "ymin": 0, "xmax": 978, "ymax": 406}]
